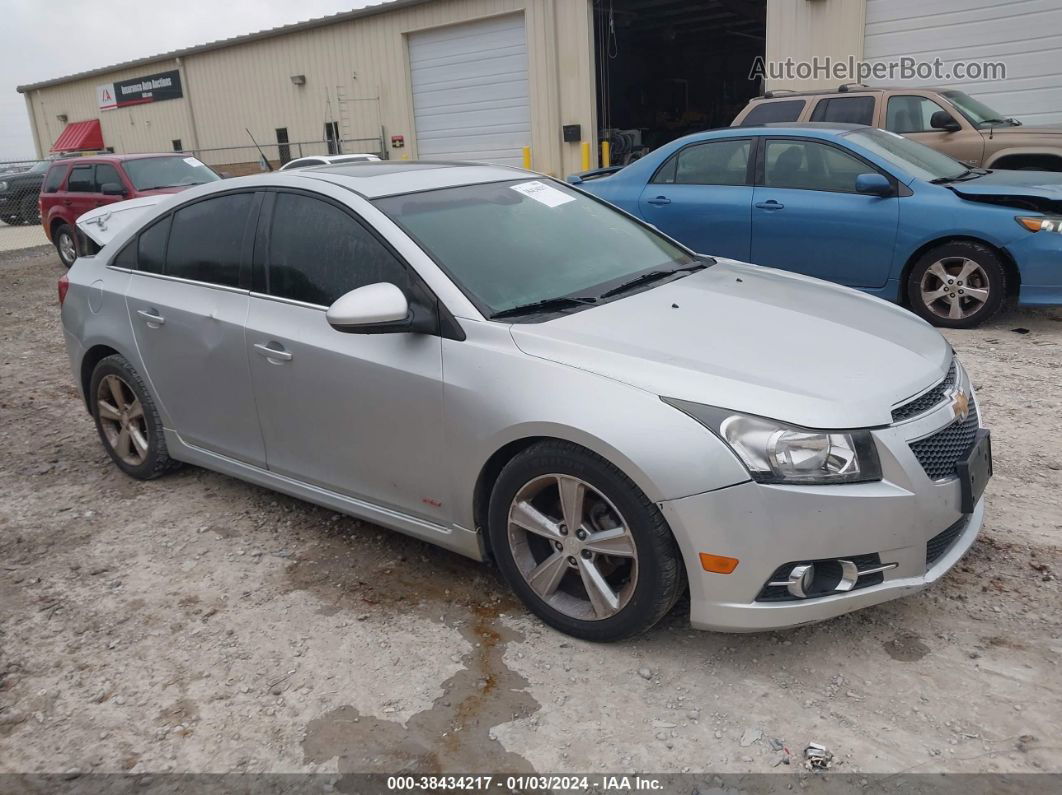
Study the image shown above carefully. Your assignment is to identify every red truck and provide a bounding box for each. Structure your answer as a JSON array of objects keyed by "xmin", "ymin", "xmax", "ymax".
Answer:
[{"xmin": 41, "ymin": 153, "xmax": 220, "ymax": 266}]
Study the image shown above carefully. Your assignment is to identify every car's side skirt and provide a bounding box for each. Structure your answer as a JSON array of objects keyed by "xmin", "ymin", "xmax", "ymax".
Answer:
[{"xmin": 163, "ymin": 430, "xmax": 484, "ymax": 561}]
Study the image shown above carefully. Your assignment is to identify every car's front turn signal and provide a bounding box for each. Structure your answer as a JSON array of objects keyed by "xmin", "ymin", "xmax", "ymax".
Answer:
[{"xmin": 1016, "ymin": 215, "xmax": 1062, "ymax": 232}]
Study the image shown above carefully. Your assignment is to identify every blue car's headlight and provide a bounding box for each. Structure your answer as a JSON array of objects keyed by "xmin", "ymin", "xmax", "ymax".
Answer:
[
  {"xmin": 662, "ymin": 398, "xmax": 882, "ymax": 485},
  {"xmin": 1016, "ymin": 215, "xmax": 1062, "ymax": 233}
]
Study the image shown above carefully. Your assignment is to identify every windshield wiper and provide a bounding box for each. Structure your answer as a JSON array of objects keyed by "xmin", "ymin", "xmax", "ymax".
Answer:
[
  {"xmin": 490, "ymin": 295, "xmax": 597, "ymax": 319},
  {"xmin": 595, "ymin": 262, "xmax": 707, "ymax": 300},
  {"xmin": 930, "ymin": 169, "xmax": 973, "ymax": 184}
]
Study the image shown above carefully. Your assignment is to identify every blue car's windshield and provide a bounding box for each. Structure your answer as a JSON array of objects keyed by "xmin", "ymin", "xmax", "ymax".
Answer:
[{"xmin": 841, "ymin": 128, "xmax": 968, "ymax": 182}]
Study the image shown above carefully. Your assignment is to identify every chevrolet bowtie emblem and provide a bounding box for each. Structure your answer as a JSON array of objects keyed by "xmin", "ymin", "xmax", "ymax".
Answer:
[{"xmin": 952, "ymin": 391, "xmax": 970, "ymax": 422}]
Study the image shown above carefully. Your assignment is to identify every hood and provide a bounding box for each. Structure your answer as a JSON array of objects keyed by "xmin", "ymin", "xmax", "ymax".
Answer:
[
  {"xmin": 76, "ymin": 195, "xmax": 162, "ymax": 246},
  {"xmin": 948, "ymin": 169, "xmax": 1062, "ymax": 207},
  {"xmin": 984, "ymin": 123, "xmax": 1062, "ymax": 137},
  {"xmin": 509, "ymin": 261, "xmax": 950, "ymax": 429}
]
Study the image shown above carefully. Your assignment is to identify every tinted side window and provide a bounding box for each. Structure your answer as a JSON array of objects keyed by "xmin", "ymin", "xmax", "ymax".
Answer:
[
  {"xmin": 763, "ymin": 140, "xmax": 872, "ymax": 193},
  {"xmin": 809, "ymin": 96, "xmax": 875, "ymax": 126},
  {"xmin": 739, "ymin": 100, "xmax": 806, "ymax": 126},
  {"xmin": 672, "ymin": 139, "xmax": 750, "ymax": 185},
  {"xmin": 66, "ymin": 165, "xmax": 95, "ymax": 193},
  {"xmin": 95, "ymin": 163, "xmax": 122, "ymax": 190},
  {"xmin": 113, "ymin": 239, "xmax": 137, "ymax": 268},
  {"xmin": 166, "ymin": 193, "xmax": 255, "ymax": 287},
  {"xmin": 885, "ymin": 95, "xmax": 954, "ymax": 133},
  {"xmin": 137, "ymin": 216, "xmax": 171, "ymax": 274},
  {"xmin": 266, "ymin": 192, "xmax": 409, "ymax": 306},
  {"xmin": 42, "ymin": 165, "xmax": 67, "ymax": 193}
]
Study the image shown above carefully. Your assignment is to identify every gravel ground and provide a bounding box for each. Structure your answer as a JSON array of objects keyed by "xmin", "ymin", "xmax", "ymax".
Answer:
[{"xmin": 1, "ymin": 248, "xmax": 1061, "ymax": 778}]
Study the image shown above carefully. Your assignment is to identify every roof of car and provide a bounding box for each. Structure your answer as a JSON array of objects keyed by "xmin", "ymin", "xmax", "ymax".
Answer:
[
  {"xmin": 49, "ymin": 153, "xmax": 190, "ymax": 166},
  {"xmin": 753, "ymin": 85, "xmax": 948, "ymax": 100},
  {"xmin": 295, "ymin": 161, "xmax": 530, "ymax": 198}
]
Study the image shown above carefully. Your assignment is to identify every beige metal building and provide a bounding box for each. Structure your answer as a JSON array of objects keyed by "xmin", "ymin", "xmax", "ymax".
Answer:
[{"xmin": 16, "ymin": 0, "xmax": 773, "ymax": 176}]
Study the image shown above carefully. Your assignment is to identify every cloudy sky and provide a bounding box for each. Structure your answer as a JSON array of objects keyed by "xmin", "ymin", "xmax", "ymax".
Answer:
[{"xmin": 1, "ymin": 0, "xmax": 377, "ymax": 160}]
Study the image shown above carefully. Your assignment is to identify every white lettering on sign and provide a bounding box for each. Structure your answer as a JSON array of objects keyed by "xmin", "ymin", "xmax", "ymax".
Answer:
[{"xmin": 510, "ymin": 180, "xmax": 575, "ymax": 208}]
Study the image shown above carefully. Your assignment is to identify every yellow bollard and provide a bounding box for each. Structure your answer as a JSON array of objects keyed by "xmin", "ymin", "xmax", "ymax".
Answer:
[
  {"xmin": 522, "ymin": 146, "xmax": 531, "ymax": 170},
  {"xmin": 601, "ymin": 139, "xmax": 611, "ymax": 168},
  {"xmin": 581, "ymin": 141, "xmax": 591, "ymax": 172}
]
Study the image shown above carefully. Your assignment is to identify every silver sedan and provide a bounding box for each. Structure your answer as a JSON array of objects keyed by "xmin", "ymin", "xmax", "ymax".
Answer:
[{"xmin": 59, "ymin": 162, "xmax": 991, "ymax": 640}]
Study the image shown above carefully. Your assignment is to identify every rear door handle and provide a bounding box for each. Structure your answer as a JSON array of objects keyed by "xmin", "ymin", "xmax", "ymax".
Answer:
[
  {"xmin": 647, "ymin": 196, "xmax": 671, "ymax": 206},
  {"xmin": 254, "ymin": 342, "xmax": 293, "ymax": 363},
  {"xmin": 136, "ymin": 309, "xmax": 165, "ymax": 326},
  {"xmin": 754, "ymin": 200, "xmax": 784, "ymax": 210}
]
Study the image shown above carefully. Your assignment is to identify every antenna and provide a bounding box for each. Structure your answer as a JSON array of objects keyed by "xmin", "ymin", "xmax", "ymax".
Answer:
[{"xmin": 245, "ymin": 128, "xmax": 273, "ymax": 172}]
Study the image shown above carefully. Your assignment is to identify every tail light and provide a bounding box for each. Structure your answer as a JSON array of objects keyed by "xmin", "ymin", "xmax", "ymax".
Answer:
[{"xmin": 58, "ymin": 274, "xmax": 70, "ymax": 306}]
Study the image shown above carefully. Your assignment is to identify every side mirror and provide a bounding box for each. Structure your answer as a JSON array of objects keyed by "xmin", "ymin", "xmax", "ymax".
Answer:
[
  {"xmin": 327, "ymin": 282, "xmax": 437, "ymax": 335},
  {"xmin": 100, "ymin": 182, "xmax": 126, "ymax": 196},
  {"xmin": 930, "ymin": 110, "xmax": 961, "ymax": 132},
  {"xmin": 855, "ymin": 173, "xmax": 893, "ymax": 197}
]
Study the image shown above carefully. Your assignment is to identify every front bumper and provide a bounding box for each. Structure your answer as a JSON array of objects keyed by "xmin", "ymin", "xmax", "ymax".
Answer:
[
  {"xmin": 1005, "ymin": 232, "xmax": 1062, "ymax": 306},
  {"xmin": 660, "ymin": 380, "xmax": 986, "ymax": 633}
]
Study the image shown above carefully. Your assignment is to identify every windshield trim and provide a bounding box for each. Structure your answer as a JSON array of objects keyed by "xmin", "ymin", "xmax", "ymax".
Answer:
[{"xmin": 372, "ymin": 177, "xmax": 703, "ymax": 323}]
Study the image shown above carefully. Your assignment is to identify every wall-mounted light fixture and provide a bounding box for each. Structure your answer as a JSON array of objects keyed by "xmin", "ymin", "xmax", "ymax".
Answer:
[
  {"xmin": 290, "ymin": 74, "xmax": 306, "ymax": 86},
  {"xmin": 57, "ymin": 113, "xmax": 68, "ymax": 123}
]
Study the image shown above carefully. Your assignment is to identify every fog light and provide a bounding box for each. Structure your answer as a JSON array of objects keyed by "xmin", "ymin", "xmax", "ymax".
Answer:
[{"xmin": 786, "ymin": 563, "xmax": 815, "ymax": 599}]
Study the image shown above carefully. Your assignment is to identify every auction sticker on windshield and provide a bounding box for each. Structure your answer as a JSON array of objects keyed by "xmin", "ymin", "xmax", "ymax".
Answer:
[{"xmin": 511, "ymin": 180, "xmax": 575, "ymax": 208}]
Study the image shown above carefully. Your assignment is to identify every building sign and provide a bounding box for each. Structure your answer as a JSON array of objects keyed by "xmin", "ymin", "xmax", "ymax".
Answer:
[{"xmin": 98, "ymin": 69, "xmax": 182, "ymax": 111}]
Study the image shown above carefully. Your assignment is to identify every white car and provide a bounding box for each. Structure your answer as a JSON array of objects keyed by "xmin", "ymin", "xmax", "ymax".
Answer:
[{"xmin": 278, "ymin": 153, "xmax": 381, "ymax": 171}]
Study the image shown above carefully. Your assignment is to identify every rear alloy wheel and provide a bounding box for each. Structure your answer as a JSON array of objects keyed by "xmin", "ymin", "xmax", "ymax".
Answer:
[
  {"xmin": 90, "ymin": 354, "xmax": 179, "ymax": 480},
  {"xmin": 907, "ymin": 241, "xmax": 1005, "ymax": 329},
  {"xmin": 488, "ymin": 441, "xmax": 685, "ymax": 641},
  {"xmin": 20, "ymin": 194, "xmax": 40, "ymax": 226},
  {"xmin": 54, "ymin": 223, "xmax": 77, "ymax": 268}
]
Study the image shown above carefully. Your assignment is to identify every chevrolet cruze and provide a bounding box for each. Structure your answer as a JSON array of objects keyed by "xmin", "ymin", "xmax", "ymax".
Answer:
[{"xmin": 59, "ymin": 162, "xmax": 992, "ymax": 641}]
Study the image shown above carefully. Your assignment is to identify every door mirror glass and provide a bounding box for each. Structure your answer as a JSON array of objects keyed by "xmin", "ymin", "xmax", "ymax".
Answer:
[
  {"xmin": 855, "ymin": 173, "xmax": 893, "ymax": 197},
  {"xmin": 930, "ymin": 110, "xmax": 961, "ymax": 132},
  {"xmin": 327, "ymin": 283, "xmax": 410, "ymax": 332},
  {"xmin": 100, "ymin": 182, "xmax": 126, "ymax": 196}
]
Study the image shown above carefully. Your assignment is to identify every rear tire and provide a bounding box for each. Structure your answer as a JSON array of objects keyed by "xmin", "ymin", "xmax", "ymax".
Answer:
[
  {"xmin": 54, "ymin": 223, "xmax": 77, "ymax": 268},
  {"xmin": 905, "ymin": 241, "xmax": 1006, "ymax": 329},
  {"xmin": 89, "ymin": 355, "xmax": 180, "ymax": 480},
  {"xmin": 488, "ymin": 440, "xmax": 685, "ymax": 642}
]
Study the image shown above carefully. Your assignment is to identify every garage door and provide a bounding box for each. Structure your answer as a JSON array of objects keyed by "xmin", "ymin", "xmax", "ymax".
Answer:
[
  {"xmin": 864, "ymin": 0, "xmax": 1062, "ymax": 125},
  {"xmin": 408, "ymin": 14, "xmax": 530, "ymax": 166}
]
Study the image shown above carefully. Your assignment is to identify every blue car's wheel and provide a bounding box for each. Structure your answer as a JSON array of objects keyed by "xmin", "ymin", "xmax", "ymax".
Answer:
[{"xmin": 906, "ymin": 241, "xmax": 1006, "ymax": 329}]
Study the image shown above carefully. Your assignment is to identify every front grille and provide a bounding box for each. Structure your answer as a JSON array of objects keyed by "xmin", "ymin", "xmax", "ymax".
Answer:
[
  {"xmin": 909, "ymin": 405, "xmax": 980, "ymax": 481},
  {"xmin": 757, "ymin": 554, "xmax": 883, "ymax": 602},
  {"xmin": 892, "ymin": 361, "xmax": 957, "ymax": 423},
  {"xmin": 926, "ymin": 517, "xmax": 967, "ymax": 568}
]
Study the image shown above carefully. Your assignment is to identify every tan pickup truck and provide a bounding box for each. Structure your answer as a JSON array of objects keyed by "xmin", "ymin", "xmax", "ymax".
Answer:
[{"xmin": 733, "ymin": 84, "xmax": 1062, "ymax": 171}]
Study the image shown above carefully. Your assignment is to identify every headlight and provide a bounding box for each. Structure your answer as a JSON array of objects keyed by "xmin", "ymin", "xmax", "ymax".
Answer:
[
  {"xmin": 0, "ymin": 181, "xmax": 8, "ymax": 192},
  {"xmin": 662, "ymin": 398, "xmax": 882, "ymax": 485},
  {"xmin": 1016, "ymin": 215, "xmax": 1062, "ymax": 233}
]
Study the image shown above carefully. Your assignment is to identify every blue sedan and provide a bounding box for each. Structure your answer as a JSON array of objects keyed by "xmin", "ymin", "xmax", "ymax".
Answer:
[{"xmin": 568, "ymin": 123, "xmax": 1062, "ymax": 328}]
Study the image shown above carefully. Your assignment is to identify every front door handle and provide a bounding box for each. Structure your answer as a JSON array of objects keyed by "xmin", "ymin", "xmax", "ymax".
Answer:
[
  {"xmin": 136, "ymin": 309, "xmax": 165, "ymax": 327},
  {"xmin": 647, "ymin": 195, "xmax": 671, "ymax": 206},
  {"xmin": 754, "ymin": 200, "xmax": 784, "ymax": 210},
  {"xmin": 254, "ymin": 342, "xmax": 293, "ymax": 363}
]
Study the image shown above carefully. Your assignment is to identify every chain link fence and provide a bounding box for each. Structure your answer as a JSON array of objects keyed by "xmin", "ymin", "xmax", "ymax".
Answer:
[
  {"xmin": 0, "ymin": 136, "xmax": 388, "ymax": 255},
  {"xmin": 0, "ymin": 159, "xmax": 50, "ymax": 253}
]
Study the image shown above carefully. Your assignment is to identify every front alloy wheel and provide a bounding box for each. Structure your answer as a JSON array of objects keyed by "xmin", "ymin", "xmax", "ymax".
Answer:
[
  {"xmin": 907, "ymin": 241, "xmax": 1005, "ymax": 329},
  {"xmin": 507, "ymin": 474, "xmax": 638, "ymax": 621},
  {"xmin": 488, "ymin": 440, "xmax": 685, "ymax": 641}
]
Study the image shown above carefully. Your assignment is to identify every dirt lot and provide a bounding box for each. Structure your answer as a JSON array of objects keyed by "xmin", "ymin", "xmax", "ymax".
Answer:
[{"xmin": 2, "ymin": 247, "xmax": 1061, "ymax": 780}]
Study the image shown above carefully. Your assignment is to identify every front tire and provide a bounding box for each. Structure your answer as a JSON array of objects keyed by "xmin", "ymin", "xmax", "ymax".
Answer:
[
  {"xmin": 906, "ymin": 241, "xmax": 1006, "ymax": 329},
  {"xmin": 89, "ymin": 355, "xmax": 179, "ymax": 480},
  {"xmin": 488, "ymin": 440, "xmax": 685, "ymax": 641},
  {"xmin": 54, "ymin": 223, "xmax": 77, "ymax": 268}
]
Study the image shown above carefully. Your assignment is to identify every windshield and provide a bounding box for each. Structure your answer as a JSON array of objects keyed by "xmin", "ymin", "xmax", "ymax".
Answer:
[
  {"xmin": 941, "ymin": 90, "xmax": 1014, "ymax": 126},
  {"xmin": 122, "ymin": 156, "xmax": 220, "ymax": 190},
  {"xmin": 842, "ymin": 127, "xmax": 968, "ymax": 181},
  {"xmin": 375, "ymin": 179, "xmax": 695, "ymax": 317}
]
